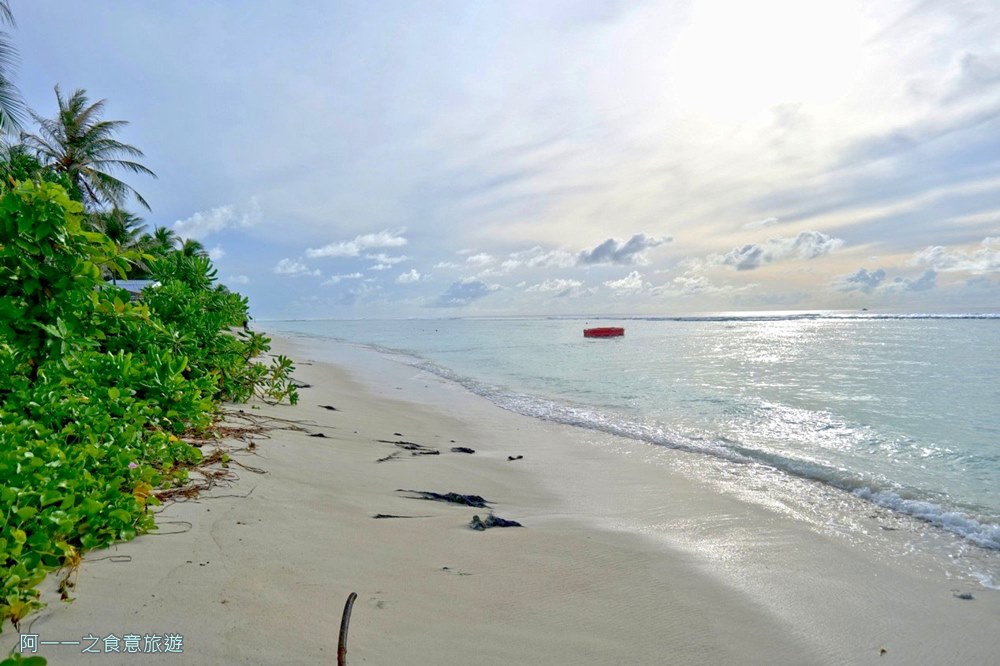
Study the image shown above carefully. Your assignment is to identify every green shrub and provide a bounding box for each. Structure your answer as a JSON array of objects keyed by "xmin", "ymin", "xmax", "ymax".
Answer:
[{"xmin": 0, "ymin": 181, "xmax": 295, "ymax": 630}]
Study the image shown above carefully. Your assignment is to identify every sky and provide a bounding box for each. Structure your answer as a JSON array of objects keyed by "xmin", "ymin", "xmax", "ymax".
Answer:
[{"xmin": 9, "ymin": 0, "xmax": 1000, "ymax": 318}]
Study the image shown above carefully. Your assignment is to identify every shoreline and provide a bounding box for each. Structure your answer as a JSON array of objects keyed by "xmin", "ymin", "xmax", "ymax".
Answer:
[{"xmin": 4, "ymin": 334, "xmax": 999, "ymax": 664}]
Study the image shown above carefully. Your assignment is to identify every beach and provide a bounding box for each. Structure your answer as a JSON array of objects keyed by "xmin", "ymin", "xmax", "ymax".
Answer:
[
  {"xmin": 5, "ymin": 1, "xmax": 1000, "ymax": 663},
  {"xmin": 3, "ymin": 333, "xmax": 999, "ymax": 665}
]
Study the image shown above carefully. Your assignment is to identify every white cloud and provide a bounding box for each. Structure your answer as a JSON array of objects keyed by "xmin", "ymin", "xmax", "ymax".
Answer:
[
  {"xmin": 434, "ymin": 261, "xmax": 461, "ymax": 269},
  {"xmin": 321, "ymin": 272, "xmax": 364, "ymax": 286},
  {"xmin": 465, "ymin": 252, "xmax": 494, "ymax": 266},
  {"xmin": 368, "ymin": 254, "xmax": 409, "ymax": 270},
  {"xmin": 431, "ymin": 278, "xmax": 500, "ymax": 307},
  {"xmin": 273, "ymin": 258, "xmax": 320, "ymax": 277},
  {"xmin": 208, "ymin": 245, "xmax": 225, "ymax": 261},
  {"xmin": 493, "ymin": 237, "xmax": 669, "ymax": 275},
  {"xmin": 834, "ymin": 267, "xmax": 937, "ymax": 294},
  {"xmin": 173, "ymin": 197, "xmax": 261, "ymax": 240},
  {"xmin": 718, "ymin": 245, "xmax": 766, "ymax": 271},
  {"xmin": 742, "ymin": 217, "xmax": 779, "ymax": 230},
  {"xmin": 305, "ymin": 229, "xmax": 408, "ymax": 258},
  {"xmin": 335, "ymin": 281, "xmax": 384, "ymax": 306},
  {"xmin": 525, "ymin": 278, "xmax": 583, "ymax": 292},
  {"xmin": 603, "ymin": 271, "xmax": 648, "ymax": 294},
  {"xmin": 500, "ymin": 246, "xmax": 576, "ymax": 272},
  {"xmin": 886, "ymin": 269, "xmax": 937, "ymax": 292},
  {"xmin": 834, "ymin": 267, "xmax": 887, "ymax": 294},
  {"xmin": 654, "ymin": 274, "xmax": 757, "ymax": 297},
  {"xmin": 227, "ymin": 274, "xmax": 250, "ymax": 285},
  {"xmin": 524, "ymin": 278, "xmax": 587, "ymax": 298},
  {"xmin": 397, "ymin": 269, "xmax": 422, "ymax": 284},
  {"xmin": 677, "ymin": 256, "xmax": 706, "ymax": 272},
  {"xmin": 578, "ymin": 233, "xmax": 671, "ymax": 266},
  {"xmin": 715, "ymin": 231, "xmax": 844, "ymax": 270},
  {"xmin": 911, "ymin": 237, "xmax": 1000, "ymax": 274},
  {"xmin": 664, "ymin": 274, "xmax": 713, "ymax": 295}
]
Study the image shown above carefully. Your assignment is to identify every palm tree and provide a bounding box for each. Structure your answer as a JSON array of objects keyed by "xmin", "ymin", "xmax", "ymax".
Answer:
[
  {"xmin": 88, "ymin": 207, "xmax": 156, "ymax": 278},
  {"xmin": 149, "ymin": 226, "xmax": 180, "ymax": 255},
  {"xmin": 0, "ymin": 0, "xmax": 25, "ymax": 136},
  {"xmin": 90, "ymin": 208, "xmax": 148, "ymax": 249},
  {"xmin": 0, "ymin": 142, "xmax": 46, "ymax": 184},
  {"xmin": 180, "ymin": 238, "xmax": 208, "ymax": 258},
  {"xmin": 25, "ymin": 86, "xmax": 156, "ymax": 210}
]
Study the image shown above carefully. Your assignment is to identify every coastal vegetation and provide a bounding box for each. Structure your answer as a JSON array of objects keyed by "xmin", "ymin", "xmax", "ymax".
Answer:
[
  {"xmin": 0, "ymin": 163, "xmax": 299, "ymax": 638},
  {"xmin": 0, "ymin": 3, "xmax": 296, "ymax": 651}
]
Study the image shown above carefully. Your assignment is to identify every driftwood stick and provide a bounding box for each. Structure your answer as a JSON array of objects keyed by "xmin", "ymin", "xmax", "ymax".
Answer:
[{"xmin": 338, "ymin": 591, "xmax": 358, "ymax": 666}]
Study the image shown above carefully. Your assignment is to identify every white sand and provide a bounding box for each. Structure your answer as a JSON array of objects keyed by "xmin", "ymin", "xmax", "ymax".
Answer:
[{"xmin": 3, "ymin": 334, "xmax": 999, "ymax": 665}]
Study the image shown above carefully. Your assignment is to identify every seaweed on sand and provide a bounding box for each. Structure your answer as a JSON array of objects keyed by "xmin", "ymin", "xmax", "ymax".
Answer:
[{"xmin": 396, "ymin": 490, "xmax": 491, "ymax": 508}]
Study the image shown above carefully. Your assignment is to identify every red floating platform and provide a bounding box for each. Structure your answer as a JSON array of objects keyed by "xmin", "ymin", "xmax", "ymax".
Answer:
[{"xmin": 584, "ymin": 327, "xmax": 625, "ymax": 338}]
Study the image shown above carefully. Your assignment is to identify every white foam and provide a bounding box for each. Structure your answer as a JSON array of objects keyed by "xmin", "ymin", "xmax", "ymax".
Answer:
[{"xmin": 852, "ymin": 488, "xmax": 1000, "ymax": 550}]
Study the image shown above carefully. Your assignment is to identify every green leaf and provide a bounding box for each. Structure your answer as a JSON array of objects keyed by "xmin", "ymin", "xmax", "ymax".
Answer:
[
  {"xmin": 39, "ymin": 490, "xmax": 62, "ymax": 507},
  {"xmin": 109, "ymin": 509, "xmax": 132, "ymax": 524}
]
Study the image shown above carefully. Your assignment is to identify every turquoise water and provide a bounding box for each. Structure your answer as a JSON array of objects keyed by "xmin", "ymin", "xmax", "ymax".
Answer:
[{"xmin": 267, "ymin": 314, "xmax": 1000, "ymax": 560}]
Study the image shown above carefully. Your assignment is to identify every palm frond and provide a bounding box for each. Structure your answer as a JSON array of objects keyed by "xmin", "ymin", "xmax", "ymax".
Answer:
[
  {"xmin": 0, "ymin": 8, "xmax": 23, "ymax": 134},
  {"xmin": 0, "ymin": 1, "xmax": 14, "ymax": 27},
  {"xmin": 0, "ymin": 75, "xmax": 24, "ymax": 134},
  {"xmin": 0, "ymin": 31, "xmax": 18, "ymax": 70},
  {"xmin": 91, "ymin": 159, "xmax": 157, "ymax": 177},
  {"xmin": 89, "ymin": 167, "xmax": 152, "ymax": 211}
]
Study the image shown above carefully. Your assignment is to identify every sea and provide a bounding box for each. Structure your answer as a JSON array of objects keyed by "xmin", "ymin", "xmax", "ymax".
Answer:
[{"xmin": 266, "ymin": 312, "xmax": 1000, "ymax": 588}]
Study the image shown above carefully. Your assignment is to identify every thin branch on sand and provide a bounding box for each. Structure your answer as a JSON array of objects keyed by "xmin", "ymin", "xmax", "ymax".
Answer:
[{"xmin": 338, "ymin": 592, "xmax": 358, "ymax": 666}]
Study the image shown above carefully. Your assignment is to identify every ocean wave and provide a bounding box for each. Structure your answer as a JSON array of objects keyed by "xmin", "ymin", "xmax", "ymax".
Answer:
[
  {"xmin": 852, "ymin": 488, "xmax": 1000, "ymax": 550},
  {"xmin": 971, "ymin": 571, "xmax": 1000, "ymax": 590}
]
